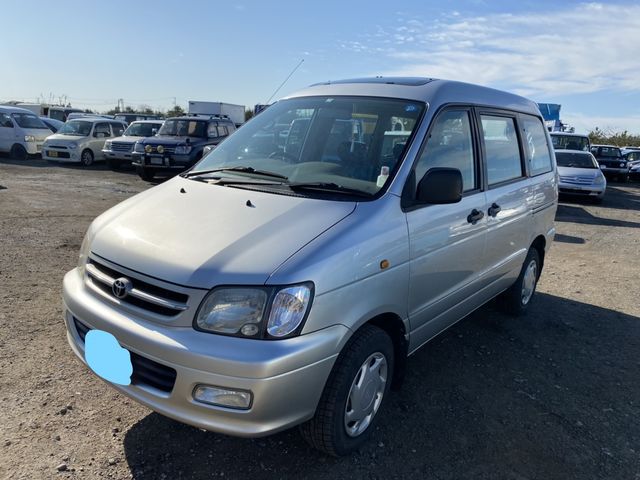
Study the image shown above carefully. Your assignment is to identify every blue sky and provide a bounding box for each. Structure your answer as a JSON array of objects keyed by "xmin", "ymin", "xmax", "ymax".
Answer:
[{"xmin": 3, "ymin": 0, "xmax": 640, "ymax": 132}]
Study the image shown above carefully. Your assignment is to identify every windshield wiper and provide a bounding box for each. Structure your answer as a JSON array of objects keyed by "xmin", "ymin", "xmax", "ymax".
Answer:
[
  {"xmin": 183, "ymin": 166, "xmax": 288, "ymax": 181},
  {"xmin": 288, "ymin": 182, "xmax": 373, "ymax": 198}
]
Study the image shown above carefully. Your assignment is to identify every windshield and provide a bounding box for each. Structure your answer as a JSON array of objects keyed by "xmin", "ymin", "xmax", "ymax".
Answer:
[
  {"xmin": 551, "ymin": 134, "xmax": 590, "ymax": 151},
  {"xmin": 158, "ymin": 119, "xmax": 207, "ymax": 137},
  {"xmin": 592, "ymin": 146, "xmax": 622, "ymax": 158},
  {"xmin": 58, "ymin": 120, "xmax": 92, "ymax": 136},
  {"xmin": 191, "ymin": 96, "xmax": 425, "ymax": 196},
  {"xmin": 124, "ymin": 122, "xmax": 162, "ymax": 137},
  {"xmin": 11, "ymin": 113, "xmax": 48, "ymax": 129},
  {"xmin": 556, "ymin": 152, "xmax": 597, "ymax": 168}
]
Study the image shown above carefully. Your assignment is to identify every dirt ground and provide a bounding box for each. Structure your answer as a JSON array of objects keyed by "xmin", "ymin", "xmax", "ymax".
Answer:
[{"xmin": 0, "ymin": 158, "xmax": 639, "ymax": 480}]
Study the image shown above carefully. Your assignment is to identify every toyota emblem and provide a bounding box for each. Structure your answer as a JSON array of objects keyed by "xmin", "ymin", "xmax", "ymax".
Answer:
[{"xmin": 112, "ymin": 277, "xmax": 133, "ymax": 299}]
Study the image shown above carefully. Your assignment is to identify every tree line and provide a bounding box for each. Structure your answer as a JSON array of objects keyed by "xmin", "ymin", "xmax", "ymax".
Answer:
[{"xmin": 588, "ymin": 127, "xmax": 640, "ymax": 147}]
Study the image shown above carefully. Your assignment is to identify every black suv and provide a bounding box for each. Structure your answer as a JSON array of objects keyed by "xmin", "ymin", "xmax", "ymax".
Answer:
[
  {"xmin": 590, "ymin": 144, "xmax": 629, "ymax": 182},
  {"xmin": 132, "ymin": 115, "xmax": 236, "ymax": 181}
]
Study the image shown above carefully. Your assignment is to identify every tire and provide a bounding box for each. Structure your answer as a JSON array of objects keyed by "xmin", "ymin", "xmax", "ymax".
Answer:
[
  {"xmin": 136, "ymin": 167, "xmax": 155, "ymax": 181},
  {"xmin": 10, "ymin": 144, "xmax": 28, "ymax": 160},
  {"xmin": 80, "ymin": 149, "xmax": 94, "ymax": 167},
  {"xmin": 299, "ymin": 325, "xmax": 394, "ymax": 456},
  {"xmin": 498, "ymin": 248, "xmax": 541, "ymax": 316},
  {"xmin": 106, "ymin": 158, "xmax": 122, "ymax": 170}
]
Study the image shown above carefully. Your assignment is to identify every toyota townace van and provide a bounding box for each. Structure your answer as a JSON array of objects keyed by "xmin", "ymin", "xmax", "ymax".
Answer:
[
  {"xmin": 0, "ymin": 105, "xmax": 52, "ymax": 159},
  {"xmin": 63, "ymin": 78, "xmax": 558, "ymax": 455}
]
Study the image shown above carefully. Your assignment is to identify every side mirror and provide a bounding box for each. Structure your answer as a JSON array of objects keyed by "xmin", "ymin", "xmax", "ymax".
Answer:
[
  {"xmin": 416, "ymin": 168, "xmax": 463, "ymax": 204},
  {"xmin": 151, "ymin": 128, "xmax": 157, "ymax": 135}
]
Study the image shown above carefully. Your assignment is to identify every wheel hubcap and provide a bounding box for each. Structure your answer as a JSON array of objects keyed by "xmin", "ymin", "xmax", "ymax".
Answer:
[
  {"xmin": 521, "ymin": 259, "xmax": 538, "ymax": 305},
  {"xmin": 82, "ymin": 152, "xmax": 92, "ymax": 165},
  {"xmin": 344, "ymin": 352, "xmax": 387, "ymax": 438}
]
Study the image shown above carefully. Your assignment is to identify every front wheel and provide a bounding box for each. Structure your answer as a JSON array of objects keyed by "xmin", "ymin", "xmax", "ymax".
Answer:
[
  {"xmin": 80, "ymin": 149, "xmax": 94, "ymax": 166},
  {"xmin": 498, "ymin": 248, "xmax": 541, "ymax": 316},
  {"xmin": 10, "ymin": 144, "xmax": 28, "ymax": 160},
  {"xmin": 136, "ymin": 166, "xmax": 155, "ymax": 181},
  {"xmin": 299, "ymin": 325, "xmax": 394, "ymax": 456}
]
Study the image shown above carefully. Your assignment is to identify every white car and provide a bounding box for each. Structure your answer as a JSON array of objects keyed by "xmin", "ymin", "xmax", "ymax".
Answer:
[
  {"xmin": 102, "ymin": 120, "xmax": 164, "ymax": 169},
  {"xmin": 556, "ymin": 149, "xmax": 606, "ymax": 202},
  {"xmin": 42, "ymin": 118, "xmax": 126, "ymax": 166},
  {"xmin": 0, "ymin": 105, "xmax": 52, "ymax": 159}
]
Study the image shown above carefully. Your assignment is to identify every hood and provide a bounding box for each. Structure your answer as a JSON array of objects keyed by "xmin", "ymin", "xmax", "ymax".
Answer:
[
  {"xmin": 141, "ymin": 136, "xmax": 200, "ymax": 146},
  {"xmin": 90, "ymin": 177, "xmax": 356, "ymax": 288},
  {"xmin": 44, "ymin": 133, "xmax": 86, "ymax": 142},
  {"xmin": 557, "ymin": 166, "xmax": 601, "ymax": 178},
  {"xmin": 22, "ymin": 128, "xmax": 51, "ymax": 142},
  {"xmin": 113, "ymin": 135, "xmax": 141, "ymax": 142}
]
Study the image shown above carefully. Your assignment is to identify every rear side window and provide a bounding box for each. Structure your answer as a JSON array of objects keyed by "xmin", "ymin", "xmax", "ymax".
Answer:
[
  {"xmin": 481, "ymin": 115, "xmax": 523, "ymax": 185},
  {"xmin": 522, "ymin": 116, "xmax": 553, "ymax": 176},
  {"xmin": 415, "ymin": 109, "xmax": 476, "ymax": 192},
  {"xmin": 94, "ymin": 123, "xmax": 111, "ymax": 138},
  {"xmin": 110, "ymin": 123, "xmax": 125, "ymax": 136}
]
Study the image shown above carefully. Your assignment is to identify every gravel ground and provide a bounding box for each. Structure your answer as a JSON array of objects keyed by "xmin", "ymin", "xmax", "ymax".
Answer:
[{"xmin": 0, "ymin": 158, "xmax": 639, "ymax": 480}]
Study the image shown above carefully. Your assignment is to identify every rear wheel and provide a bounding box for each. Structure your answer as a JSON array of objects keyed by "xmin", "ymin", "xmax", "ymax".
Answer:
[
  {"xmin": 10, "ymin": 144, "xmax": 28, "ymax": 160},
  {"xmin": 80, "ymin": 149, "xmax": 94, "ymax": 166},
  {"xmin": 498, "ymin": 248, "xmax": 541, "ymax": 316},
  {"xmin": 299, "ymin": 325, "xmax": 394, "ymax": 456}
]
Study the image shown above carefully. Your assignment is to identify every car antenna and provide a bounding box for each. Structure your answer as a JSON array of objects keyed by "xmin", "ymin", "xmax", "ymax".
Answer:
[{"xmin": 264, "ymin": 58, "xmax": 305, "ymax": 105}]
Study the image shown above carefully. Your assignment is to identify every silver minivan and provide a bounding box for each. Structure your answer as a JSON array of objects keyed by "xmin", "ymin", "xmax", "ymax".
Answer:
[
  {"xmin": 0, "ymin": 105, "xmax": 52, "ymax": 159},
  {"xmin": 63, "ymin": 78, "xmax": 557, "ymax": 455}
]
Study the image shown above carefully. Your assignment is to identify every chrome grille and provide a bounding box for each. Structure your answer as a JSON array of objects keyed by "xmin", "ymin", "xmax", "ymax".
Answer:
[
  {"xmin": 86, "ymin": 258, "xmax": 188, "ymax": 316},
  {"xmin": 559, "ymin": 175, "xmax": 593, "ymax": 185},
  {"xmin": 111, "ymin": 142, "xmax": 134, "ymax": 152}
]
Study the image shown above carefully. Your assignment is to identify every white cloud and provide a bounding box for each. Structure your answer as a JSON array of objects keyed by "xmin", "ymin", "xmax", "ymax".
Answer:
[
  {"xmin": 341, "ymin": 3, "xmax": 640, "ymax": 98},
  {"xmin": 562, "ymin": 112, "xmax": 640, "ymax": 134}
]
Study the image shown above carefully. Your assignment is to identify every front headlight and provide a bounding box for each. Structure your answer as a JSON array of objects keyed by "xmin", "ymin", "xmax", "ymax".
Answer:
[
  {"xmin": 134, "ymin": 142, "xmax": 144, "ymax": 153},
  {"xmin": 104, "ymin": 140, "xmax": 112, "ymax": 150},
  {"xmin": 24, "ymin": 135, "xmax": 35, "ymax": 142},
  {"xmin": 175, "ymin": 145, "xmax": 192, "ymax": 155},
  {"xmin": 68, "ymin": 142, "xmax": 78, "ymax": 149},
  {"xmin": 195, "ymin": 283, "xmax": 314, "ymax": 339},
  {"xmin": 620, "ymin": 162, "xmax": 626, "ymax": 168},
  {"xmin": 593, "ymin": 174, "xmax": 604, "ymax": 185}
]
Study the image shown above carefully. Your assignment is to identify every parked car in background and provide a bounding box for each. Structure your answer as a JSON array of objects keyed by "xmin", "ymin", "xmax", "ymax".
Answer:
[
  {"xmin": 625, "ymin": 150, "xmax": 640, "ymax": 180},
  {"xmin": 102, "ymin": 120, "xmax": 164, "ymax": 170},
  {"xmin": 42, "ymin": 118, "xmax": 126, "ymax": 166},
  {"xmin": 67, "ymin": 113, "xmax": 115, "ymax": 121},
  {"xmin": 0, "ymin": 105, "xmax": 52, "ymax": 159},
  {"xmin": 556, "ymin": 150, "xmax": 606, "ymax": 202},
  {"xmin": 590, "ymin": 144, "xmax": 629, "ymax": 182},
  {"xmin": 550, "ymin": 132, "xmax": 590, "ymax": 151},
  {"xmin": 64, "ymin": 77, "xmax": 557, "ymax": 455},
  {"xmin": 113, "ymin": 113, "xmax": 161, "ymax": 124},
  {"xmin": 131, "ymin": 115, "xmax": 236, "ymax": 180},
  {"xmin": 47, "ymin": 106, "xmax": 84, "ymax": 122},
  {"xmin": 40, "ymin": 117, "xmax": 65, "ymax": 133}
]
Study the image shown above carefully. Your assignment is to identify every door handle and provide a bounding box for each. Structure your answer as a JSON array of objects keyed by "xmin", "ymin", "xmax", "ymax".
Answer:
[
  {"xmin": 488, "ymin": 203, "xmax": 502, "ymax": 217},
  {"xmin": 467, "ymin": 208, "xmax": 484, "ymax": 225}
]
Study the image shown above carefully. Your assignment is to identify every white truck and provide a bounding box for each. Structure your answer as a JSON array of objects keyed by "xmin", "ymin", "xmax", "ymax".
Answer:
[{"xmin": 187, "ymin": 101, "xmax": 245, "ymax": 126}]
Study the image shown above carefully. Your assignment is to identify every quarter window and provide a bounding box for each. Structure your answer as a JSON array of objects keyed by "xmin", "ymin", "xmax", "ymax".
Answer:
[
  {"xmin": 481, "ymin": 115, "xmax": 523, "ymax": 185},
  {"xmin": 0, "ymin": 113, "xmax": 13, "ymax": 128},
  {"xmin": 415, "ymin": 110, "xmax": 476, "ymax": 192},
  {"xmin": 522, "ymin": 116, "xmax": 553, "ymax": 176}
]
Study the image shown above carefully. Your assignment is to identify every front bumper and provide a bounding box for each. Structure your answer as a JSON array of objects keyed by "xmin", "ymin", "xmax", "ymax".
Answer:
[
  {"xmin": 25, "ymin": 141, "xmax": 44, "ymax": 155},
  {"xmin": 558, "ymin": 182, "xmax": 605, "ymax": 197},
  {"xmin": 62, "ymin": 268, "xmax": 346, "ymax": 437},
  {"xmin": 42, "ymin": 147, "xmax": 80, "ymax": 162},
  {"xmin": 599, "ymin": 166, "xmax": 628, "ymax": 175},
  {"xmin": 103, "ymin": 150, "xmax": 133, "ymax": 162},
  {"xmin": 131, "ymin": 152, "xmax": 196, "ymax": 171}
]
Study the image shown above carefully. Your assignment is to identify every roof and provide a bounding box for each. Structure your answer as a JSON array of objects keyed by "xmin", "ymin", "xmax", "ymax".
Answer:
[
  {"xmin": 0, "ymin": 105, "xmax": 40, "ymax": 114},
  {"xmin": 591, "ymin": 144, "xmax": 620, "ymax": 148},
  {"xmin": 167, "ymin": 115, "xmax": 233, "ymax": 122},
  {"xmin": 128, "ymin": 119, "xmax": 164, "ymax": 125},
  {"xmin": 67, "ymin": 117, "xmax": 126, "ymax": 124},
  {"xmin": 284, "ymin": 77, "xmax": 541, "ymax": 116},
  {"xmin": 555, "ymin": 149, "xmax": 593, "ymax": 155},
  {"xmin": 550, "ymin": 132, "xmax": 589, "ymax": 137}
]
